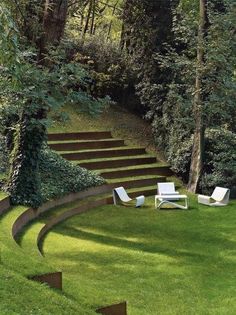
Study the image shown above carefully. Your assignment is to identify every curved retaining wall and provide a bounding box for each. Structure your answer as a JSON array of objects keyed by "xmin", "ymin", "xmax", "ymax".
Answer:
[
  {"xmin": 37, "ymin": 197, "xmax": 112, "ymax": 254},
  {"xmin": 0, "ymin": 197, "xmax": 10, "ymax": 216},
  {"xmin": 12, "ymin": 185, "xmax": 111, "ymax": 240}
]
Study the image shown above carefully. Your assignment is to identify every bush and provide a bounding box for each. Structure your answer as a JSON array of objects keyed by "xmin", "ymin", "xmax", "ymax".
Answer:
[
  {"xmin": 200, "ymin": 129, "xmax": 236, "ymax": 196},
  {"xmin": 39, "ymin": 147, "xmax": 106, "ymax": 203},
  {"xmin": 167, "ymin": 128, "xmax": 236, "ymax": 195},
  {"xmin": 0, "ymin": 135, "xmax": 8, "ymax": 174}
]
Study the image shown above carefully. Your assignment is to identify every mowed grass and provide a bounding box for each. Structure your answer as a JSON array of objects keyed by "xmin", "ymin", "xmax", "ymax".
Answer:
[
  {"xmin": 0, "ymin": 206, "xmax": 98, "ymax": 315},
  {"xmin": 43, "ymin": 195, "xmax": 236, "ymax": 315},
  {"xmin": 48, "ymin": 104, "xmax": 166, "ymax": 162}
]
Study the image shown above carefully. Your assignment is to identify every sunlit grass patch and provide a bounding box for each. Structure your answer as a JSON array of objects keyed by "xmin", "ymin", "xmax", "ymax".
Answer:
[{"xmin": 43, "ymin": 196, "xmax": 236, "ymax": 315}]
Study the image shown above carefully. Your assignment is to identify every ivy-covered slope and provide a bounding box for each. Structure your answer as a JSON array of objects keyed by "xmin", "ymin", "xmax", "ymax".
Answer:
[{"xmin": 39, "ymin": 147, "xmax": 105, "ymax": 203}]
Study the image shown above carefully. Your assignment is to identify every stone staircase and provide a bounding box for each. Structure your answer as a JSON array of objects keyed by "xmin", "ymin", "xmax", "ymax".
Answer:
[{"xmin": 48, "ymin": 131, "xmax": 172, "ymax": 197}]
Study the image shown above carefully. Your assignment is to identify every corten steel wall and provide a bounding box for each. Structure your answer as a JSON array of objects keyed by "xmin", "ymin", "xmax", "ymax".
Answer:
[
  {"xmin": 29, "ymin": 272, "xmax": 63, "ymax": 290},
  {"xmin": 12, "ymin": 185, "xmax": 111, "ymax": 240},
  {"xmin": 37, "ymin": 198, "xmax": 110, "ymax": 254},
  {"xmin": 96, "ymin": 302, "xmax": 127, "ymax": 315},
  {"xmin": 0, "ymin": 197, "xmax": 10, "ymax": 216}
]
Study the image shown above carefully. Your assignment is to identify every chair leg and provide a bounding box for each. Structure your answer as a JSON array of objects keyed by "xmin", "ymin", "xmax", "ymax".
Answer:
[{"xmin": 113, "ymin": 191, "xmax": 117, "ymax": 205}]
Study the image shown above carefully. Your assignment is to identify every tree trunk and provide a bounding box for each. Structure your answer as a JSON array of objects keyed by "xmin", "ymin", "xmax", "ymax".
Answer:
[
  {"xmin": 187, "ymin": 0, "xmax": 208, "ymax": 193},
  {"xmin": 90, "ymin": 0, "xmax": 96, "ymax": 35},
  {"xmin": 7, "ymin": 0, "xmax": 69, "ymax": 207},
  {"xmin": 7, "ymin": 105, "xmax": 47, "ymax": 208},
  {"xmin": 106, "ymin": 0, "xmax": 119, "ymax": 41},
  {"xmin": 38, "ymin": 0, "xmax": 68, "ymax": 60},
  {"xmin": 81, "ymin": 0, "xmax": 93, "ymax": 41}
]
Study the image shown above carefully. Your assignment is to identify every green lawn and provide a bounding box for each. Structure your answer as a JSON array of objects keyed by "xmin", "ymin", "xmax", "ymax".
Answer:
[
  {"xmin": 0, "ymin": 205, "xmax": 97, "ymax": 315},
  {"xmin": 42, "ymin": 195, "xmax": 236, "ymax": 315}
]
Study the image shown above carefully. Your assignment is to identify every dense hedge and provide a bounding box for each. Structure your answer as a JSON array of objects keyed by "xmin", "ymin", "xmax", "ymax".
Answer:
[
  {"xmin": 39, "ymin": 147, "xmax": 106, "ymax": 203},
  {"xmin": 167, "ymin": 128, "xmax": 236, "ymax": 196}
]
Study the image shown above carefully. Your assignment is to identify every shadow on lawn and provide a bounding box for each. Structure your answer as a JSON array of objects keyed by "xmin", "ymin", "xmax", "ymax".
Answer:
[
  {"xmin": 50, "ymin": 217, "xmax": 236, "ymax": 267},
  {"xmin": 43, "ymin": 202, "xmax": 236, "ymax": 314}
]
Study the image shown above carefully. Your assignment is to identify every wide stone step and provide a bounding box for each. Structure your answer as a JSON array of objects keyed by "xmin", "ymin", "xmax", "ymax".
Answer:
[
  {"xmin": 61, "ymin": 147, "xmax": 146, "ymax": 161},
  {"xmin": 49, "ymin": 139, "xmax": 125, "ymax": 151},
  {"xmin": 101, "ymin": 165, "xmax": 172, "ymax": 179},
  {"xmin": 79, "ymin": 156, "xmax": 157, "ymax": 170},
  {"xmin": 48, "ymin": 131, "xmax": 112, "ymax": 141}
]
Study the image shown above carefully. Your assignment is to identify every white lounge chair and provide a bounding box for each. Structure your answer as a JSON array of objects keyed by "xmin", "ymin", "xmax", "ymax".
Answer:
[
  {"xmin": 198, "ymin": 187, "xmax": 230, "ymax": 206},
  {"xmin": 157, "ymin": 182, "xmax": 180, "ymax": 200},
  {"xmin": 156, "ymin": 182, "xmax": 188, "ymax": 209},
  {"xmin": 113, "ymin": 187, "xmax": 145, "ymax": 208}
]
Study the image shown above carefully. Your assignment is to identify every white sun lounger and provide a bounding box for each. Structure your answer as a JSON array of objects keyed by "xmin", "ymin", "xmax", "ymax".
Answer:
[
  {"xmin": 113, "ymin": 187, "xmax": 145, "ymax": 208},
  {"xmin": 198, "ymin": 187, "xmax": 230, "ymax": 206}
]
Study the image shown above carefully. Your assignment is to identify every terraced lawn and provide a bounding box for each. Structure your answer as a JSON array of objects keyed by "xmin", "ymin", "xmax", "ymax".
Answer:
[{"xmin": 42, "ymin": 196, "xmax": 236, "ymax": 315}]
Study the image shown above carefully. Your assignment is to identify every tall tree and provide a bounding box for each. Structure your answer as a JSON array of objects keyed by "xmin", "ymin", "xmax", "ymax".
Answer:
[
  {"xmin": 38, "ymin": 0, "xmax": 69, "ymax": 60},
  {"xmin": 120, "ymin": 0, "xmax": 180, "ymax": 114},
  {"xmin": 3, "ymin": 0, "xmax": 69, "ymax": 207},
  {"xmin": 187, "ymin": 0, "xmax": 208, "ymax": 193}
]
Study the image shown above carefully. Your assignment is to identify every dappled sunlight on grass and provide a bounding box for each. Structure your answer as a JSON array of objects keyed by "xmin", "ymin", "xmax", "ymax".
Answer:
[{"xmin": 43, "ymin": 196, "xmax": 236, "ymax": 315}]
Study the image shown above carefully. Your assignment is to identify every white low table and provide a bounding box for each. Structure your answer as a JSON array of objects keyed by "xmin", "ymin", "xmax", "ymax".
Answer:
[{"xmin": 155, "ymin": 194, "xmax": 189, "ymax": 210}]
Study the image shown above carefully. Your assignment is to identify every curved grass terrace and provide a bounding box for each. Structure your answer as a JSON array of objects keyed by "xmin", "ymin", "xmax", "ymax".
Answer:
[{"xmin": 42, "ymin": 195, "xmax": 236, "ymax": 315}]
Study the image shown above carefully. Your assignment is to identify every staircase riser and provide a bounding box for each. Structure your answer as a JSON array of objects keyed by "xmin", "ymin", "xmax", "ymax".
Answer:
[
  {"xmin": 49, "ymin": 140, "xmax": 125, "ymax": 151},
  {"xmin": 109, "ymin": 178, "xmax": 165, "ymax": 189},
  {"xmin": 79, "ymin": 158, "xmax": 157, "ymax": 170},
  {"xmin": 48, "ymin": 131, "xmax": 112, "ymax": 141},
  {"xmin": 61, "ymin": 148, "xmax": 146, "ymax": 161},
  {"xmin": 102, "ymin": 167, "xmax": 172, "ymax": 179}
]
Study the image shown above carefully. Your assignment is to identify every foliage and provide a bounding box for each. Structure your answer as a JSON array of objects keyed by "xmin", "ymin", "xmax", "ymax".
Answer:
[
  {"xmin": 0, "ymin": 135, "xmax": 8, "ymax": 174},
  {"xmin": 39, "ymin": 147, "xmax": 106, "ymax": 203},
  {"xmin": 167, "ymin": 128, "xmax": 236, "ymax": 195},
  {"xmin": 200, "ymin": 129, "xmax": 236, "ymax": 195},
  {"xmin": 67, "ymin": 0, "xmax": 123, "ymax": 41},
  {"xmin": 74, "ymin": 35, "xmax": 141, "ymax": 112},
  {"xmin": 0, "ymin": 5, "xmax": 109, "ymax": 207},
  {"xmin": 138, "ymin": 0, "xmax": 236, "ymax": 191}
]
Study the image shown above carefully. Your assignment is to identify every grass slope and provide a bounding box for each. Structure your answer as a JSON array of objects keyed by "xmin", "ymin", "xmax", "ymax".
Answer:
[
  {"xmin": 0, "ymin": 206, "xmax": 98, "ymax": 315},
  {"xmin": 49, "ymin": 104, "xmax": 166, "ymax": 162},
  {"xmin": 43, "ymin": 196, "xmax": 236, "ymax": 315}
]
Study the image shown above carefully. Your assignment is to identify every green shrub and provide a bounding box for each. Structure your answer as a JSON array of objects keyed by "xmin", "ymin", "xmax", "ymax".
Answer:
[
  {"xmin": 39, "ymin": 147, "xmax": 106, "ymax": 203},
  {"xmin": 0, "ymin": 135, "xmax": 8, "ymax": 174},
  {"xmin": 200, "ymin": 129, "xmax": 236, "ymax": 196},
  {"xmin": 167, "ymin": 128, "xmax": 236, "ymax": 195}
]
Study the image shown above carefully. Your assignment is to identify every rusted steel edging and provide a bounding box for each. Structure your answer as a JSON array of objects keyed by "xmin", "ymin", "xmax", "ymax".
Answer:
[
  {"xmin": 37, "ymin": 198, "xmax": 112, "ymax": 255},
  {"xmin": 0, "ymin": 197, "xmax": 11, "ymax": 216},
  {"xmin": 12, "ymin": 185, "xmax": 111, "ymax": 240}
]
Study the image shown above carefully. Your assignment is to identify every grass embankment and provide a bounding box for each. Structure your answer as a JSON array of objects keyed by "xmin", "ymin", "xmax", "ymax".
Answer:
[
  {"xmin": 42, "ymin": 195, "xmax": 236, "ymax": 315},
  {"xmin": 0, "ymin": 205, "xmax": 98, "ymax": 315},
  {"xmin": 1, "ymin": 105, "xmax": 235, "ymax": 314},
  {"xmin": 49, "ymin": 104, "xmax": 166, "ymax": 162}
]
